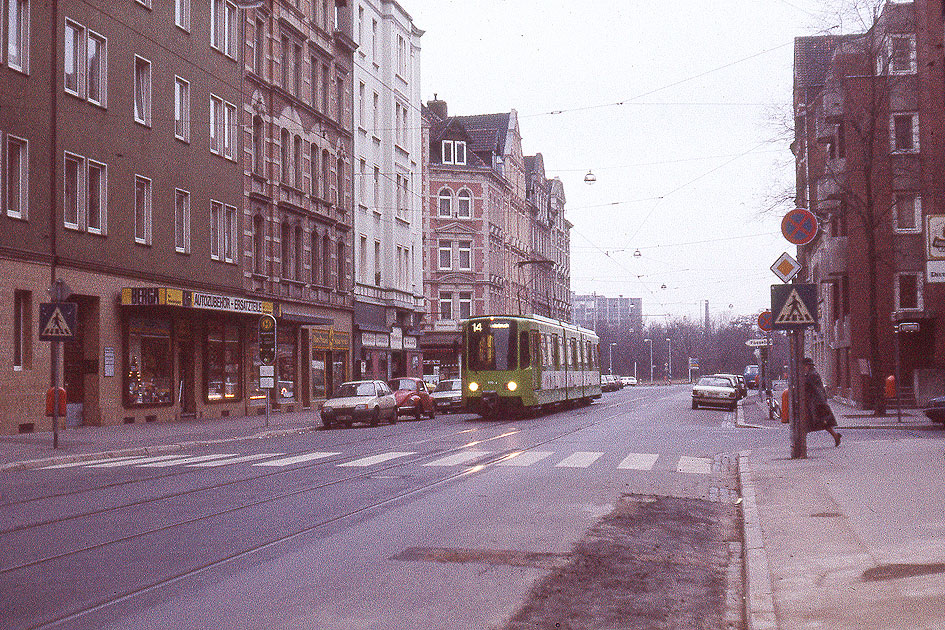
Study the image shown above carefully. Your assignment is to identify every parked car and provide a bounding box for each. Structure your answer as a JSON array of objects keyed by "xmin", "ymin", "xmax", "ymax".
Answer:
[
  {"xmin": 743, "ymin": 364, "xmax": 760, "ymax": 389},
  {"xmin": 620, "ymin": 376, "xmax": 638, "ymax": 387},
  {"xmin": 600, "ymin": 375, "xmax": 619, "ymax": 392},
  {"xmin": 923, "ymin": 395, "xmax": 945, "ymax": 425},
  {"xmin": 320, "ymin": 380, "xmax": 397, "ymax": 428},
  {"xmin": 389, "ymin": 377, "xmax": 436, "ymax": 420},
  {"xmin": 432, "ymin": 378, "xmax": 464, "ymax": 412},
  {"xmin": 691, "ymin": 375, "xmax": 739, "ymax": 411},
  {"xmin": 715, "ymin": 373, "xmax": 747, "ymax": 399}
]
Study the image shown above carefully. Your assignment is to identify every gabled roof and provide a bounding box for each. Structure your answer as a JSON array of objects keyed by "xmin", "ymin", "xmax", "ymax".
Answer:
[{"xmin": 453, "ymin": 112, "xmax": 511, "ymax": 154}]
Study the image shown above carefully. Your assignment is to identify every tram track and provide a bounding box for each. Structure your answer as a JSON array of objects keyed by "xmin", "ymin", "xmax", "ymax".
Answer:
[{"xmin": 4, "ymin": 400, "xmax": 636, "ymax": 630}]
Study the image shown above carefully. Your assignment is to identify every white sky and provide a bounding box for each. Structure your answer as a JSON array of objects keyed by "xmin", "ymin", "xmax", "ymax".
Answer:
[{"xmin": 405, "ymin": 0, "xmax": 846, "ymax": 324}]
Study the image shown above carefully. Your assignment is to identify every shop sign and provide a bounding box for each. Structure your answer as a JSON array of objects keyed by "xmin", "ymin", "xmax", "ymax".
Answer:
[
  {"xmin": 403, "ymin": 336, "xmax": 418, "ymax": 350},
  {"xmin": 362, "ymin": 332, "xmax": 389, "ymax": 348},
  {"xmin": 121, "ymin": 287, "xmax": 274, "ymax": 314},
  {"xmin": 330, "ymin": 329, "xmax": 350, "ymax": 349},
  {"xmin": 312, "ymin": 328, "xmax": 332, "ymax": 349},
  {"xmin": 927, "ymin": 215, "xmax": 945, "ymax": 283}
]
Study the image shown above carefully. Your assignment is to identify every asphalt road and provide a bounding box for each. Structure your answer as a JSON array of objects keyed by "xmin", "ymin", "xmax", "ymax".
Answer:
[{"xmin": 2, "ymin": 385, "xmax": 785, "ymax": 630}]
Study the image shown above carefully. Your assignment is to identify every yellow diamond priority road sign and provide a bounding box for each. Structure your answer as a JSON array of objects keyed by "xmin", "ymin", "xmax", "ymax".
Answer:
[{"xmin": 770, "ymin": 252, "xmax": 801, "ymax": 283}]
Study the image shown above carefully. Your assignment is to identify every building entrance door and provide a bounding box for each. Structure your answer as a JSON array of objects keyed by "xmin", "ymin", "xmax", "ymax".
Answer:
[{"xmin": 177, "ymin": 338, "xmax": 196, "ymax": 417}]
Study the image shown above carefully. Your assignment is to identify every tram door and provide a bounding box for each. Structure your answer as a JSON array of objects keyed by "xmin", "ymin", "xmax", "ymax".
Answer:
[{"xmin": 530, "ymin": 331, "xmax": 541, "ymax": 390}]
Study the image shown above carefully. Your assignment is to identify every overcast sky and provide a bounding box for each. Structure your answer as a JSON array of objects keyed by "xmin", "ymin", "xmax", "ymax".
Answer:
[{"xmin": 404, "ymin": 0, "xmax": 854, "ymax": 324}]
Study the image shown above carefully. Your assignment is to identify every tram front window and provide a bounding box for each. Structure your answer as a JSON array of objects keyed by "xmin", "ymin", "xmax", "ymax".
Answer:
[{"xmin": 467, "ymin": 320, "xmax": 517, "ymax": 371}]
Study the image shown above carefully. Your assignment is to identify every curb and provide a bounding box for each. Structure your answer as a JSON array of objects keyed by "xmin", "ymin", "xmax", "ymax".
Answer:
[
  {"xmin": 0, "ymin": 424, "xmax": 318, "ymax": 473},
  {"xmin": 739, "ymin": 449, "xmax": 778, "ymax": 630}
]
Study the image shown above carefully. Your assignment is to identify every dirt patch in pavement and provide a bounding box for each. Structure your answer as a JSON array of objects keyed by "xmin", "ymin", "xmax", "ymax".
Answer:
[{"xmin": 502, "ymin": 494, "xmax": 742, "ymax": 630}]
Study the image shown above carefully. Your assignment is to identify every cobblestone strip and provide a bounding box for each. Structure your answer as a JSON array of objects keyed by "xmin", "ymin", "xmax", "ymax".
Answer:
[{"xmin": 739, "ymin": 450, "xmax": 778, "ymax": 630}]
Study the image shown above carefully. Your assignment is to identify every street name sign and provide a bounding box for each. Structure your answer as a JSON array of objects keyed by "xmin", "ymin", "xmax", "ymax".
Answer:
[
  {"xmin": 771, "ymin": 252, "xmax": 801, "ymax": 283},
  {"xmin": 745, "ymin": 339, "xmax": 772, "ymax": 347},
  {"xmin": 771, "ymin": 284, "xmax": 818, "ymax": 329}
]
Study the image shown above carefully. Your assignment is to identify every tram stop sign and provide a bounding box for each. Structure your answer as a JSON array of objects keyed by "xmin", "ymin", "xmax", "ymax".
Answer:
[{"xmin": 258, "ymin": 314, "xmax": 276, "ymax": 365}]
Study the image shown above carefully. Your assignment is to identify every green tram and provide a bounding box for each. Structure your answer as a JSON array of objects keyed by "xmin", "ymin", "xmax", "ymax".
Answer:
[{"xmin": 462, "ymin": 315, "xmax": 602, "ymax": 417}]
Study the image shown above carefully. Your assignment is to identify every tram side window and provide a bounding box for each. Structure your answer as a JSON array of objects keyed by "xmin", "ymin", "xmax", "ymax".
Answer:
[
  {"xmin": 519, "ymin": 331, "xmax": 530, "ymax": 368},
  {"xmin": 531, "ymin": 331, "xmax": 541, "ymax": 367},
  {"xmin": 586, "ymin": 340, "xmax": 595, "ymax": 370},
  {"xmin": 570, "ymin": 338, "xmax": 578, "ymax": 369},
  {"xmin": 553, "ymin": 335, "xmax": 561, "ymax": 368}
]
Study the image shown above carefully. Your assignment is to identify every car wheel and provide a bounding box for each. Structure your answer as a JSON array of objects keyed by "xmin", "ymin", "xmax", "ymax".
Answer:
[
  {"xmin": 370, "ymin": 408, "xmax": 380, "ymax": 427},
  {"xmin": 389, "ymin": 409, "xmax": 397, "ymax": 424},
  {"xmin": 729, "ymin": 403, "xmax": 737, "ymax": 412},
  {"xmin": 428, "ymin": 406, "xmax": 436, "ymax": 419},
  {"xmin": 322, "ymin": 417, "xmax": 333, "ymax": 429},
  {"xmin": 691, "ymin": 400, "xmax": 698, "ymax": 409}
]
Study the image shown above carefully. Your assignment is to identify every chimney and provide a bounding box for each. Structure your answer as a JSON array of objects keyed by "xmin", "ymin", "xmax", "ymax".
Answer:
[{"xmin": 427, "ymin": 94, "xmax": 447, "ymax": 120}]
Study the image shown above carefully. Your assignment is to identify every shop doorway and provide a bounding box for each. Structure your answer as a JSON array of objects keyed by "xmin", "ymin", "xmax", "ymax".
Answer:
[
  {"xmin": 177, "ymin": 338, "xmax": 196, "ymax": 417},
  {"xmin": 62, "ymin": 295, "xmax": 99, "ymax": 427}
]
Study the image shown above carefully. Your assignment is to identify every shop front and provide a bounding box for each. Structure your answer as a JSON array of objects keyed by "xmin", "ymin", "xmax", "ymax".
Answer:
[
  {"xmin": 310, "ymin": 328, "xmax": 350, "ymax": 400},
  {"xmin": 120, "ymin": 287, "xmax": 276, "ymax": 422}
]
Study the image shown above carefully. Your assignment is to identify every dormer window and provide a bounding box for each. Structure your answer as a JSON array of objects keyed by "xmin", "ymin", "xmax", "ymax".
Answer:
[{"xmin": 442, "ymin": 140, "xmax": 466, "ymax": 165}]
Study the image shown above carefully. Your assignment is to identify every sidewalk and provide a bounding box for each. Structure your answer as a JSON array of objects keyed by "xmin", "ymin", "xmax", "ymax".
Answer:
[
  {"xmin": 0, "ymin": 410, "xmax": 318, "ymax": 472},
  {"xmin": 739, "ymin": 395, "xmax": 945, "ymax": 630}
]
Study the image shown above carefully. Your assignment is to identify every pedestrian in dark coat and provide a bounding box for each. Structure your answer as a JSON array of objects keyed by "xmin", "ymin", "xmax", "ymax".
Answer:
[{"xmin": 803, "ymin": 357, "xmax": 841, "ymax": 447}]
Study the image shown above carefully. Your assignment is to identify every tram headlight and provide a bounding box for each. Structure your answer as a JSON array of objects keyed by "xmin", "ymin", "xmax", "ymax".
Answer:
[
  {"xmin": 506, "ymin": 381, "xmax": 518, "ymax": 391},
  {"xmin": 468, "ymin": 382, "xmax": 479, "ymax": 392}
]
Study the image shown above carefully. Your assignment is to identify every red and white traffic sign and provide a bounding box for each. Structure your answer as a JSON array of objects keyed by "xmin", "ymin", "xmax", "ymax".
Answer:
[
  {"xmin": 757, "ymin": 310, "xmax": 772, "ymax": 333},
  {"xmin": 781, "ymin": 208, "xmax": 818, "ymax": 245}
]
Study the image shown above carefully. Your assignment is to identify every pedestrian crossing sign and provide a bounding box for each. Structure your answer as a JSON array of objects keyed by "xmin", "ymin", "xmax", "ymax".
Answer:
[
  {"xmin": 39, "ymin": 302, "xmax": 78, "ymax": 341},
  {"xmin": 770, "ymin": 284, "xmax": 817, "ymax": 329}
]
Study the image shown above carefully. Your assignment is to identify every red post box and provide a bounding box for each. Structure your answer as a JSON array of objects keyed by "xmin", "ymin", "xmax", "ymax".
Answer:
[
  {"xmin": 884, "ymin": 375, "xmax": 896, "ymax": 399},
  {"xmin": 46, "ymin": 387, "xmax": 66, "ymax": 417}
]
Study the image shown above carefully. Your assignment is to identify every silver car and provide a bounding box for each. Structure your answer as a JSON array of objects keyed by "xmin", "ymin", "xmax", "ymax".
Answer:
[
  {"xmin": 320, "ymin": 380, "xmax": 398, "ymax": 428},
  {"xmin": 691, "ymin": 375, "xmax": 739, "ymax": 411},
  {"xmin": 431, "ymin": 378, "xmax": 464, "ymax": 412}
]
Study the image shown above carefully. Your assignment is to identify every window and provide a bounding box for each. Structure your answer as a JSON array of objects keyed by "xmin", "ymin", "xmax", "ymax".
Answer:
[
  {"xmin": 280, "ymin": 35, "xmax": 288, "ymax": 88},
  {"xmin": 310, "ymin": 231, "xmax": 319, "ymax": 283},
  {"xmin": 438, "ymin": 188, "xmax": 452, "ymax": 217},
  {"xmin": 134, "ymin": 56, "xmax": 151, "ymax": 126},
  {"xmin": 459, "ymin": 291, "xmax": 472, "ymax": 319},
  {"xmin": 275, "ymin": 324, "xmax": 295, "ymax": 402},
  {"xmin": 280, "ymin": 128, "xmax": 289, "ymax": 182},
  {"xmin": 175, "ymin": 77, "xmax": 190, "ymax": 141},
  {"xmin": 891, "ymin": 113, "xmax": 918, "ymax": 153},
  {"xmin": 87, "ymin": 159, "xmax": 106, "ymax": 234},
  {"xmin": 397, "ymin": 34, "xmax": 407, "ymax": 77},
  {"xmin": 205, "ymin": 323, "xmax": 242, "ymax": 402},
  {"xmin": 358, "ymin": 81, "xmax": 365, "ymax": 128},
  {"xmin": 294, "ymin": 135, "xmax": 302, "ymax": 188},
  {"xmin": 293, "ymin": 43, "xmax": 302, "ymax": 96},
  {"xmin": 438, "ymin": 240, "xmax": 452, "ymax": 269},
  {"xmin": 87, "ymin": 31, "xmax": 106, "ymax": 106},
  {"xmin": 254, "ymin": 19, "xmax": 265, "ymax": 75},
  {"xmin": 373, "ymin": 165, "xmax": 380, "ymax": 209},
  {"xmin": 253, "ymin": 116, "xmax": 264, "ymax": 174},
  {"xmin": 895, "ymin": 272, "xmax": 922, "ymax": 311},
  {"xmin": 322, "ymin": 149, "xmax": 331, "ymax": 198},
  {"xmin": 359, "ymin": 234, "xmax": 367, "ymax": 283},
  {"xmin": 294, "ymin": 224, "xmax": 302, "ymax": 279},
  {"xmin": 336, "ymin": 241, "xmax": 345, "ymax": 291},
  {"xmin": 134, "ymin": 175, "xmax": 151, "ymax": 244},
  {"xmin": 458, "ymin": 241, "xmax": 471, "ymax": 270},
  {"xmin": 211, "ymin": 0, "xmax": 237, "ymax": 58},
  {"xmin": 889, "ymin": 34, "xmax": 916, "ymax": 74},
  {"xmin": 310, "ymin": 144, "xmax": 319, "ymax": 195},
  {"xmin": 126, "ymin": 316, "xmax": 173, "ymax": 406},
  {"xmin": 336, "ymin": 156, "xmax": 345, "ymax": 207},
  {"xmin": 210, "ymin": 201, "xmax": 222, "ymax": 260},
  {"xmin": 224, "ymin": 102, "xmax": 236, "ymax": 159},
  {"xmin": 439, "ymin": 291, "xmax": 452, "ymax": 320},
  {"xmin": 441, "ymin": 140, "xmax": 467, "ymax": 165},
  {"xmin": 13, "ymin": 290, "xmax": 31, "ymax": 370},
  {"xmin": 64, "ymin": 153, "xmax": 84, "ymax": 229},
  {"xmin": 5, "ymin": 135, "xmax": 27, "ymax": 219},
  {"xmin": 253, "ymin": 214, "xmax": 264, "ymax": 274},
  {"xmin": 374, "ymin": 240, "xmax": 381, "ymax": 286},
  {"xmin": 7, "ymin": 0, "xmax": 28, "ymax": 73},
  {"xmin": 175, "ymin": 189, "xmax": 190, "ymax": 253},
  {"xmin": 457, "ymin": 189, "xmax": 471, "ymax": 218},
  {"xmin": 280, "ymin": 222, "xmax": 291, "ymax": 278},
  {"xmin": 175, "ymin": 0, "xmax": 190, "ymax": 31},
  {"xmin": 358, "ymin": 158, "xmax": 366, "ymax": 203},
  {"xmin": 64, "ymin": 20, "xmax": 84, "ymax": 97},
  {"xmin": 322, "ymin": 233, "xmax": 331, "ymax": 286},
  {"xmin": 893, "ymin": 193, "xmax": 921, "ymax": 233}
]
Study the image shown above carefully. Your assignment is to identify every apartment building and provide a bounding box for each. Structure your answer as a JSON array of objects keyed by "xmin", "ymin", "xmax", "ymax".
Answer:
[
  {"xmin": 242, "ymin": 1, "xmax": 356, "ymax": 410},
  {"xmin": 351, "ymin": 0, "xmax": 425, "ymax": 381},
  {"xmin": 571, "ymin": 294, "xmax": 643, "ymax": 336},
  {"xmin": 793, "ymin": 0, "xmax": 945, "ymax": 409},
  {"xmin": 420, "ymin": 98, "xmax": 572, "ymax": 380},
  {"xmin": 0, "ymin": 1, "xmax": 247, "ymax": 434}
]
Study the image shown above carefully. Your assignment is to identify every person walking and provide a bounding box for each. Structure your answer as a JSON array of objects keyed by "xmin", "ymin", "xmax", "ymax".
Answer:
[{"xmin": 803, "ymin": 357, "xmax": 841, "ymax": 447}]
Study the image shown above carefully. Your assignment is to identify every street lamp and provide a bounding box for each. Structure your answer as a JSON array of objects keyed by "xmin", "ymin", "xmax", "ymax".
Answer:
[
  {"xmin": 644, "ymin": 338, "xmax": 653, "ymax": 383},
  {"xmin": 666, "ymin": 338, "xmax": 673, "ymax": 383},
  {"xmin": 609, "ymin": 342, "xmax": 617, "ymax": 375}
]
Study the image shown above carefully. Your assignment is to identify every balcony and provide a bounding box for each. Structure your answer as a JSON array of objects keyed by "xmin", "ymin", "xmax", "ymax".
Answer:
[{"xmin": 814, "ymin": 235, "xmax": 848, "ymax": 277}]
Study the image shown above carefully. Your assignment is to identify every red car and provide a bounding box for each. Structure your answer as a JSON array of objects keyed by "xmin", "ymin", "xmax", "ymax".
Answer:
[{"xmin": 388, "ymin": 377, "xmax": 436, "ymax": 420}]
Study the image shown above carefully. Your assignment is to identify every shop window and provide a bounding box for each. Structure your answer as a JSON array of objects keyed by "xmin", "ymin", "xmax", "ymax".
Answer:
[
  {"xmin": 205, "ymin": 322, "xmax": 242, "ymax": 402},
  {"xmin": 277, "ymin": 325, "xmax": 297, "ymax": 402},
  {"xmin": 126, "ymin": 317, "xmax": 173, "ymax": 406}
]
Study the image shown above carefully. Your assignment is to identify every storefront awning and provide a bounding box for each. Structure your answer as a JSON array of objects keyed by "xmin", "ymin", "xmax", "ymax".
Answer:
[{"xmin": 279, "ymin": 312, "xmax": 334, "ymax": 326}]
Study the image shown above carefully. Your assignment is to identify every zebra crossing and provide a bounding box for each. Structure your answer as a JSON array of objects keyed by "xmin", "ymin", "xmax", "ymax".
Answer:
[{"xmin": 40, "ymin": 449, "xmax": 717, "ymax": 475}]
